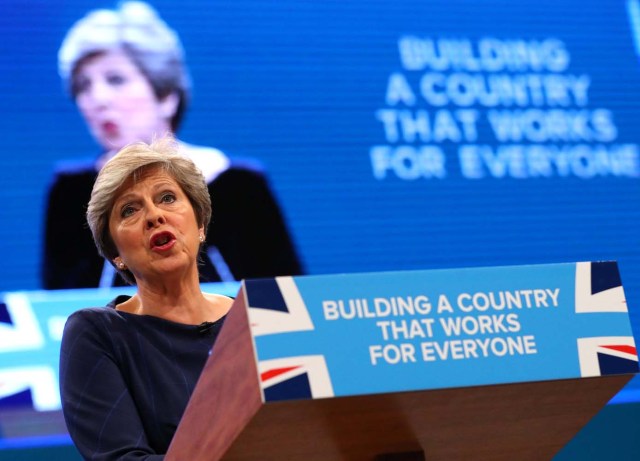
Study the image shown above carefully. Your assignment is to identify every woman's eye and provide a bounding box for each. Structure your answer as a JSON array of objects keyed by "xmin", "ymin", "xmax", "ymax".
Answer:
[
  {"xmin": 106, "ymin": 74, "xmax": 126, "ymax": 86},
  {"xmin": 121, "ymin": 205, "xmax": 135, "ymax": 218},
  {"xmin": 161, "ymin": 193, "xmax": 176, "ymax": 204}
]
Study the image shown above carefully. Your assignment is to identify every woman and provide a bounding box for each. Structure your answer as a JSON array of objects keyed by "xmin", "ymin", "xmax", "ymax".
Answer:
[
  {"xmin": 44, "ymin": 1, "xmax": 302, "ymax": 289},
  {"xmin": 60, "ymin": 136, "xmax": 234, "ymax": 460}
]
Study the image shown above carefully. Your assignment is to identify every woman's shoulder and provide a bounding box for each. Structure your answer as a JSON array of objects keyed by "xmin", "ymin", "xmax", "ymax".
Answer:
[
  {"xmin": 204, "ymin": 292, "xmax": 234, "ymax": 304},
  {"xmin": 60, "ymin": 305, "xmax": 126, "ymax": 357},
  {"xmin": 65, "ymin": 296, "xmax": 130, "ymax": 329},
  {"xmin": 178, "ymin": 141, "xmax": 269, "ymax": 180},
  {"xmin": 65, "ymin": 307, "xmax": 118, "ymax": 331},
  {"xmin": 179, "ymin": 142, "xmax": 230, "ymax": 182},
  {"xmin": 204, "ymin": 292, "xmax": 235, "ymax": 320},
  {"xmin": 209, "ymin": 159, "xmax": 271, "ymax": 193},
  {"xmin": 47, "ymin": 157, "xmax": 98, "ymax": 197}
]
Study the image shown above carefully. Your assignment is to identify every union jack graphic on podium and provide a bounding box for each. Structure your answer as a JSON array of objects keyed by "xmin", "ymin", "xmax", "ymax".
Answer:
[
  {"xmin": 258, "ymin": 355, "xmax": 334, "ymax": 402},
  {"xmin": 244, "ymin": 277, "xmax": 314, "ymax": 337},
  {"xmin": 244, "ymin": 277, "xmax": 335, "ymax": 401},
  {"xmin": 575, "ymin": 262, "xmax": 639, "ymax": 377},
  {"xmin": 577, "ymin": 337, "xmax": 638, "ymax": 377}
]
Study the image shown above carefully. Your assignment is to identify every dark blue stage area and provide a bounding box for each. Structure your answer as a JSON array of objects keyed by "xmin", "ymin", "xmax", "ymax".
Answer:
[{"xmin": 1, "ymin": 0, "xmax": 640, "ymax": 458}]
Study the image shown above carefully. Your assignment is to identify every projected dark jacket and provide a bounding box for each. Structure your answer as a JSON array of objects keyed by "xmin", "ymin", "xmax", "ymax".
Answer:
[
  {"xmin": 60, "ymin": 296, "xmax": 224, "ymax": 460},
  {"xmin": 42, "ymin": 157, "xmax": 303, "ymax": 288}
]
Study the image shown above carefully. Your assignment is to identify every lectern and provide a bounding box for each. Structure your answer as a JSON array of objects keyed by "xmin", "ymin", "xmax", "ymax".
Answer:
[{"xmin": 166, "ymin": 261, "xmax": 638, "ymax": 460}]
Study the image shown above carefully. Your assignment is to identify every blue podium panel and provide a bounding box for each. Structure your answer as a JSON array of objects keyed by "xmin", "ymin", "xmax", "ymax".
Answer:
[{"xmin": 243, "ymin": 262, "xmax": 638, "ymax": 401}]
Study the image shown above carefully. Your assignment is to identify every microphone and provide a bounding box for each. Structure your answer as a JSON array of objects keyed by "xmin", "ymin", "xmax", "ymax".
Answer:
[{"xmin": 197, "ymin": 321, "xmax": 215, "ymax": 335}]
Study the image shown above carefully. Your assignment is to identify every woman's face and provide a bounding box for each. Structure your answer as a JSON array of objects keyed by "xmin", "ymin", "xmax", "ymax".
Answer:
[
  {"xmin": 74, "ymin": 49, "xmax": 178, "ymax": 152},
  {"xmin": 108, "ymin": 166, "xmax": 203, "ymax": 284}
]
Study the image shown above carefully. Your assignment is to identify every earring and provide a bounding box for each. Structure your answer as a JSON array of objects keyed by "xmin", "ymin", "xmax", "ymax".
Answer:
[
  {"xmin": 199, "ymin": 234, "xmax": 205, "ymax": 242},
  {"xmin": 118, "ymin": 262, "xmax": 126, "ymax": 269}
]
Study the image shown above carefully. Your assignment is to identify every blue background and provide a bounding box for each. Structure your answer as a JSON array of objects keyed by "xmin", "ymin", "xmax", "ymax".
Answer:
[
  {"xmin": 2, "ymin": 0, "xmax": 639, "ymax": 298},
  {"xmin": 1, "ymin": 0, "xmax": 640, "ymax": 457}
]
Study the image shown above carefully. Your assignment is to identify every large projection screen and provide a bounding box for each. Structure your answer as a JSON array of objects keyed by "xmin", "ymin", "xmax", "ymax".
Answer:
[{"xmin": 1, "ymin": 0, "xmax": 639, "ymax": 451}]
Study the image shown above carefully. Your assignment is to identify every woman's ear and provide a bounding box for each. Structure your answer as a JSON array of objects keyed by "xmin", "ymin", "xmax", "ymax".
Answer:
[
  {"xmin": 159, "ymin": 92, "xmax": 180, "ymax": 120},
  {"xmin": 113, "ymin": 257, "xmax": 127, "ymax": 270}
]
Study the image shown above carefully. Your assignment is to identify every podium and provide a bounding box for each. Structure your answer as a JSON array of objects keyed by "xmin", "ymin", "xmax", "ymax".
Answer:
[{"xmin": 166, "ymin": 262, "xmax": 638, "ymax": 460}]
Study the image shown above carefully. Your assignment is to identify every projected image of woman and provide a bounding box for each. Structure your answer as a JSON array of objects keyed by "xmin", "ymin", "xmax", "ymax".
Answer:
[{"xmin": 43, "ymin": 1, "xmax": 302, "ymax": 289}]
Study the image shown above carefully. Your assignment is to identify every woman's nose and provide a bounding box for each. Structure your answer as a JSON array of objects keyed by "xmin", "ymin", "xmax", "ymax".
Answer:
[
  {"xmin": 86, "ymin": 80, "xmax": 113, "ymax": 106},
  {"xmin": 145, "ymin": 206, "xmax": 166, "ymax": 229}
]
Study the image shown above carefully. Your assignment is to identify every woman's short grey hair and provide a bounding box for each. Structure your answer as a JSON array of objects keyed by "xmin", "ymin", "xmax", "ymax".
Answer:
[
  {"xmin": 58, "ymin": 1, "xmax": 191, "ymax": 130},
  {"xmin": 87, "ymin": 135, "xmax": 212, "ymax": 284}
]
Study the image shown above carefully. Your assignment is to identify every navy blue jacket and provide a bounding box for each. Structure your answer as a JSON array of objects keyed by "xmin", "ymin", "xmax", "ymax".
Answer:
[{"xmin": 60, "ymin": 296, "xmax": 225, "ymax": 460}]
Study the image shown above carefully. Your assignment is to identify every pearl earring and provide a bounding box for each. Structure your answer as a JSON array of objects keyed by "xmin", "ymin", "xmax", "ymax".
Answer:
[{"xmin": 199, "ymin": 234, "xmax": 205, "ymax": 242}]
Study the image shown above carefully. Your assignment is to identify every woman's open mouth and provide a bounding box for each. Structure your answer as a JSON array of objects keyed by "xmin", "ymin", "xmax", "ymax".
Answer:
[
  {"xmin": 102, "ymin": 121, "xmax": 119, "ymax": 136},
  {"xmin": 150, "ymin": 231, "xmax": 176, "ymax": 251}
]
